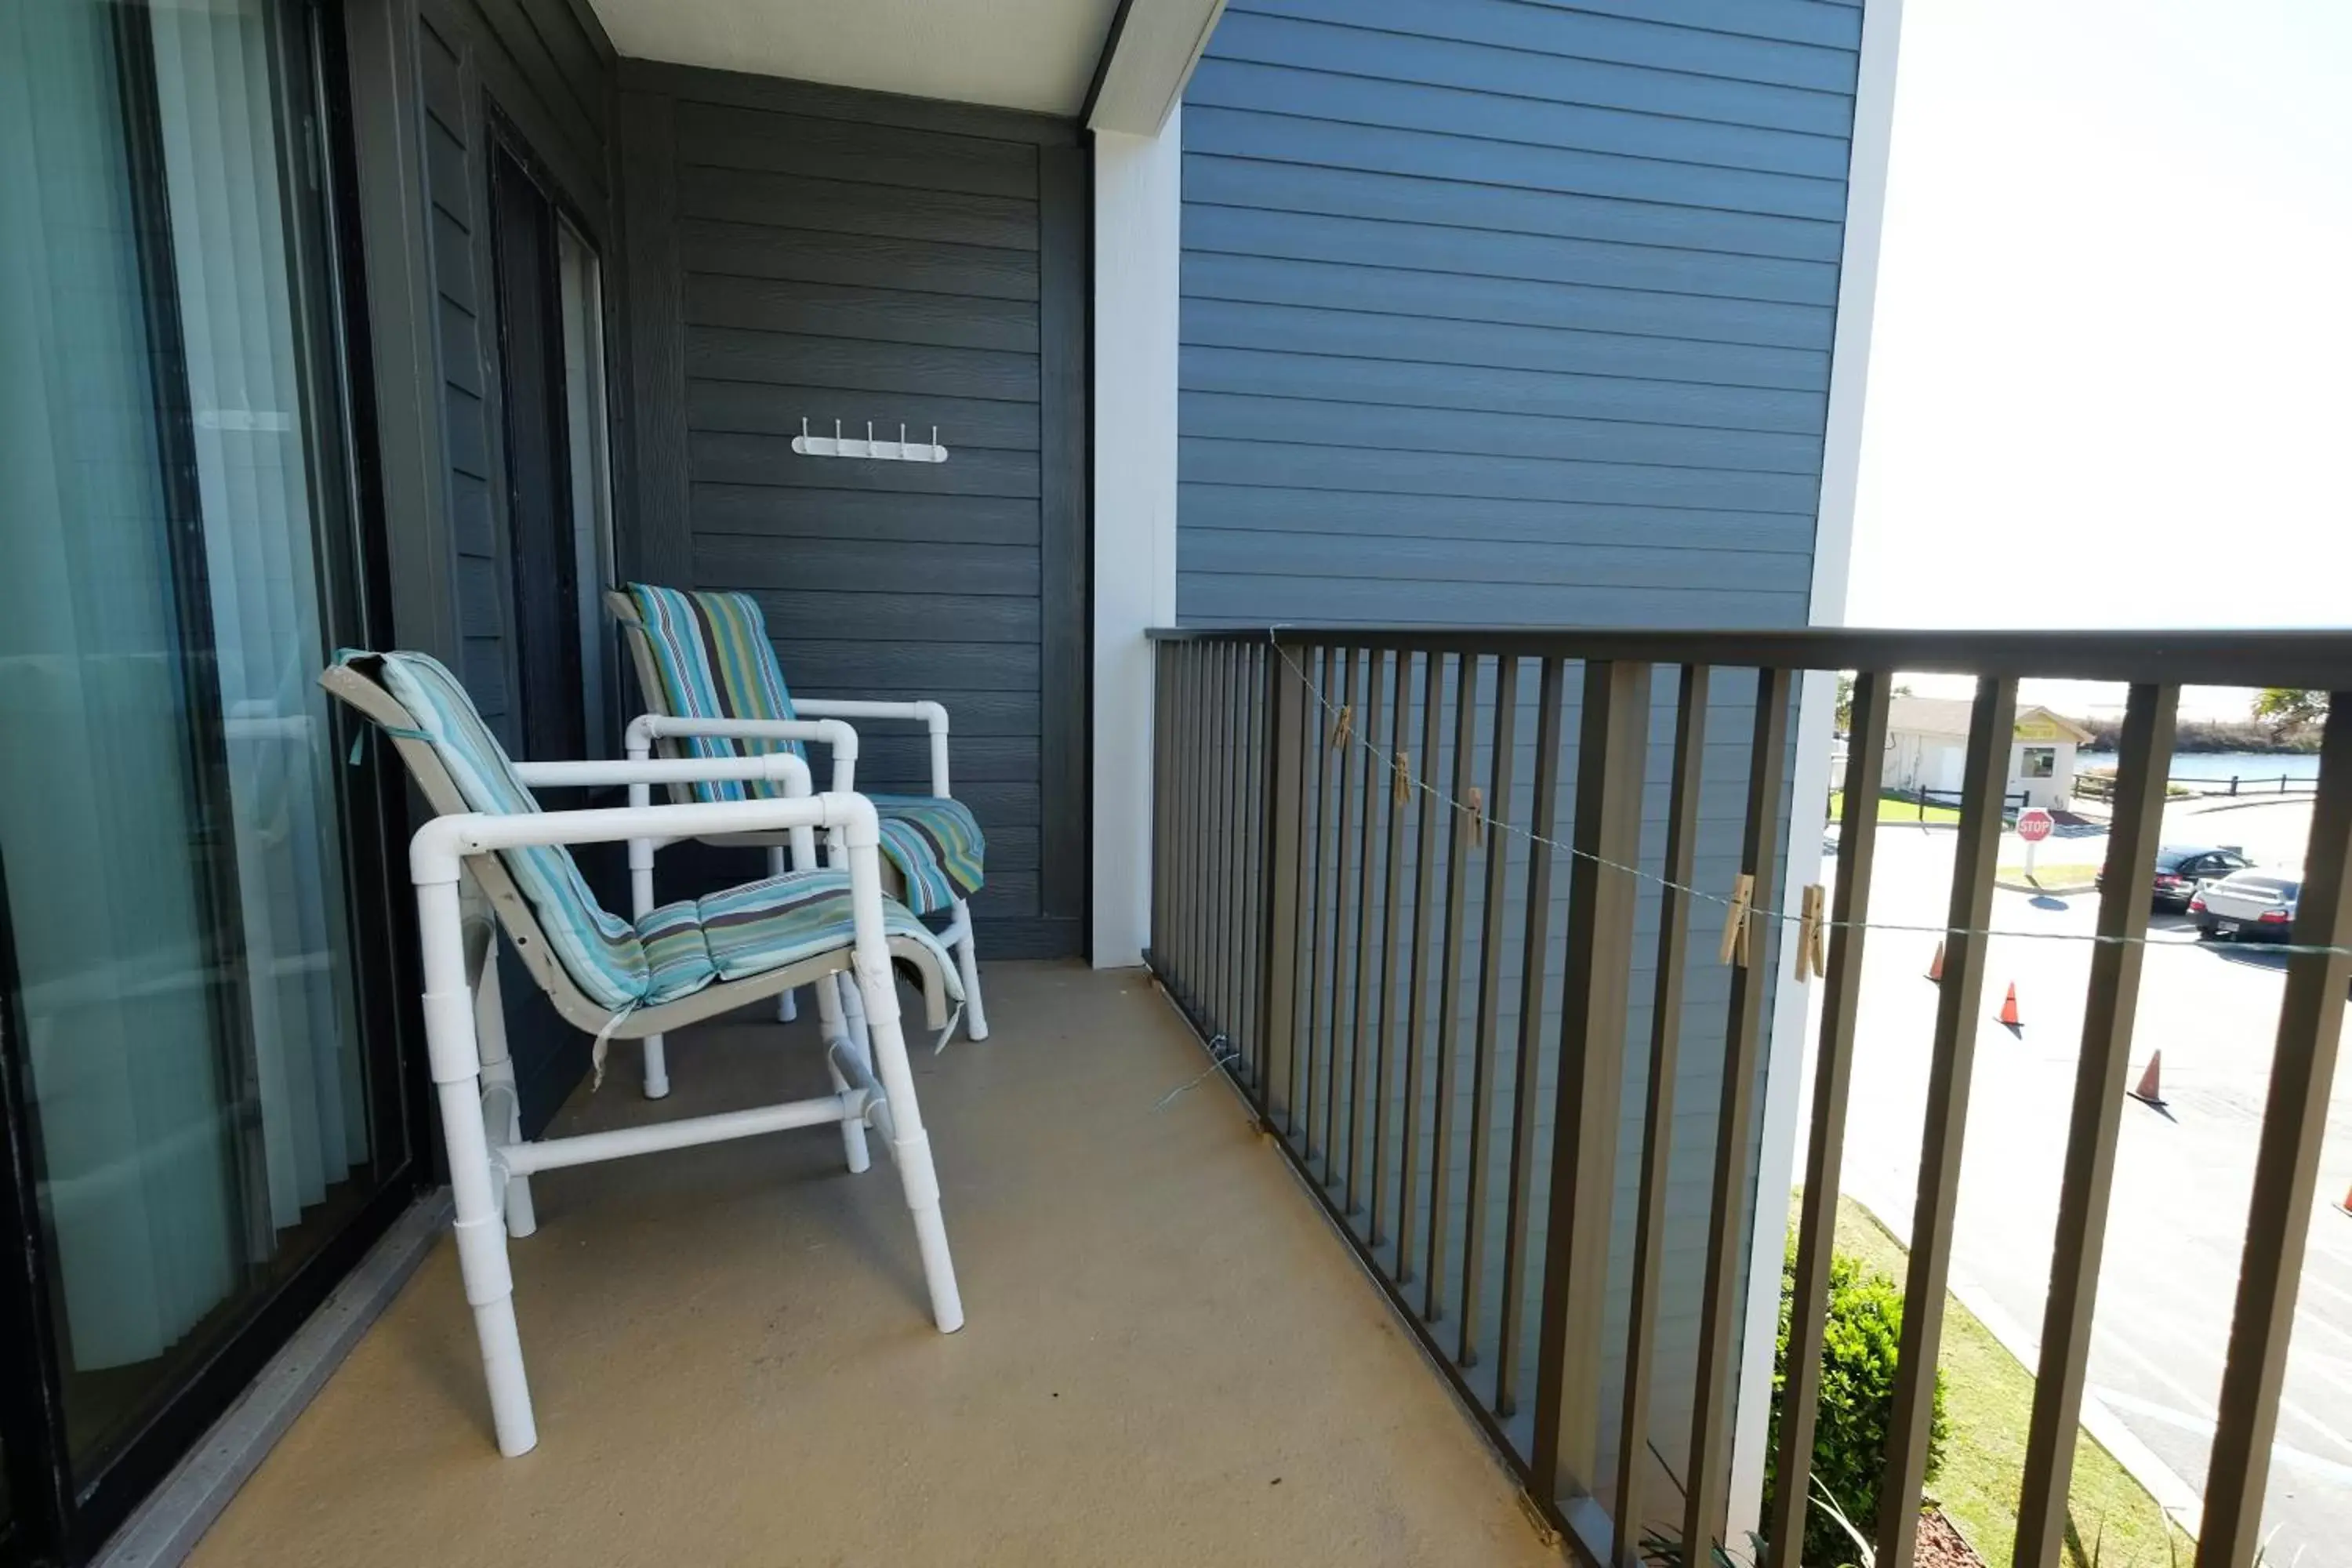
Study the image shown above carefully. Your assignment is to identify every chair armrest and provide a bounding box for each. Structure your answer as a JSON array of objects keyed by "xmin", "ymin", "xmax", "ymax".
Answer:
[
  {"xmin": 510, "ymin": 753, "xmax": 814, "ymax": 793},
  {"xmin": 624, "ymin": 713, "xmax": 860, "ymax": 792},
  {"xmin": 412, "ymin": 792, "xmax": 880, "ymax": 884},
  {"xmin": 789, "ymin": 700, "xmax": 952, "ymax": 797}
]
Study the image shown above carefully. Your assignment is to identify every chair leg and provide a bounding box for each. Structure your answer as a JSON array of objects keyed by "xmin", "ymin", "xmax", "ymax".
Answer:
[
  {"xmin": 473, "ymin": 944, "xmax": 535, "ymax": 1240},
  {"xmin": 950, "ymin": 898, "xmax": 987, "ymax": 1041},
  {"xmin": 631, "ymin": 833, "xmax": 670, "ymax": 1099},
  {"xmin": 837, "ymin": 971, "xmax": 873, "ymax": 1058},
  {"xmin": 813, "ymin": 973, "xmax": 869, "ymax": 1174},
  {"xmin": 848, "ymin": 953, "xmax": 962, "ymax": 1334},
  {"xmin": 418, "ymin": 880, "xmax": 537, "ymax": 1457},
  {"xmin": 768, "ymin": 847, "xmax": 797, "ymax": 1023}
]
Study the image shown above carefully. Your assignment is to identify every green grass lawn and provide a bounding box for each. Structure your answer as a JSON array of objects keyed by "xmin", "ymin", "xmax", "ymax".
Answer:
[
  {"xmin": 1831, "ymin": 1197, "xmax": 2195, "ymax": 1568},
  {"xmin": 1830, "ymin": 789, "xmax": 1962, "ymax": 826}
]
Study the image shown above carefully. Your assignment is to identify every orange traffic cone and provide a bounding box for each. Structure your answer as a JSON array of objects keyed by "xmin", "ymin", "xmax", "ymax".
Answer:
[
  {"xmin": 1997, "ymin": 982, "xmax": 2022, "ymax": 1033},
  {"xmin": 2128, "ymin": 1051, "xmax": 2166, "ymax": 1111},
  {"xmin": 1926, "ymin": 941, "xmax": 1945, "ymax": 983}
]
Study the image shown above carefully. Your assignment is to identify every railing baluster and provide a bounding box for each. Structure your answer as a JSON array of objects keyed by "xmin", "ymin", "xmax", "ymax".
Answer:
[
  {"xmin": 1171, "ymin": 645, "xmax": 1196, "ymax": 993},
  {"xmin": 1372, "ymin": 650, "xmax": 1414, "ymax": 1249},
  {"xmin": 1531, "ymin": 657, "xmax": 1653, "ymax": 1541},
  {"xmin": 1232, "ymin": 644, "xmax": 1251, "ymax": 1048},
  {"xmin": 1242, "ymin": 643, "xmax": 1269, "ymax": 1090},
  {"xmin": 1290, "ymin": 646, "xmax": 1327, "ymax": 1139},
  {"xmin": 1872, "ymin": 677, "xmax": 2018, "ymax": 1568},
  {"xmin": 2198, "ymin": 691, "xmax": 2352, "ymax": 1567},
  {"xmin": 1308, "ymin": 647, "xmax": 1352, "ymax": 1171},
  {"xmin": 1425, "ymin": 652, "xmax": 1481, "ymax": 1324},
  {"xmin": 1684, "ymin": 666, "xmax": 1795, "ymax": 1556},
  {"xmin": 1192, "ymin": 644, "xmax": 1216, "ymax": 1012},
  {"xmin": 1497, "ymin": 655, "xmax": 1567, "ymax": 1417},
  {"xmin": 2012, "ymin": 682, "xmax": 2175, "ymax": 1567},
  {"xmin": 1397, "ymin": 651, "xmax": 1446, "ymax": 1287},
  {"xmin": 1151, "ymin": 647, "xmax": 1172, "ymax": 964},
  {"xmin": 1766, "ymin": 668, "xmax": 1892, "ymax": 1566},
  {"xmin": 1260, "ymin": 641, "xmax": 1305, "ymax": 1130},
  {"xmin": 1214, "ymin": 648, "xmax": 1232, "ymax": 1044},
  {"xmin": 1459, "ymin": 654, "xmax": 1521, "ymax": 1370},
  {"xmin": 1327, "ymin": 648, "xmax": 1367, "ymax": 1188},
  {"xmin": 1616, "ymin": 662, "xmax": 1709, "ymax": 1559},
  {"xmin": 1345, "ymin": 651, "xmax": 1390, "ymax": 1217}
]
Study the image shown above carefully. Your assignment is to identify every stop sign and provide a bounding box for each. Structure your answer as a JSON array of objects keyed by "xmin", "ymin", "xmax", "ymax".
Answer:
[{"xmin": 2017, "ymin": 808, "xmax": 2055, "ymax": 843}]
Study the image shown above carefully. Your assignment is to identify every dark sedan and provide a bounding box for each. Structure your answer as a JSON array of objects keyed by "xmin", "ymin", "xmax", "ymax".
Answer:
[{"xmin": 2094, "ymin": 844, "xmax": 2253, "ymax": 910}]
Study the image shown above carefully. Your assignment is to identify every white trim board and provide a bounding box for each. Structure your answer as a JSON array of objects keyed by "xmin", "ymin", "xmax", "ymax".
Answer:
[
  {"xmin": 1089, "ymin": 107, "xmax": 1181, "ymax": 967},
  {"xmin": 1727, "ymin": 0, "xmax": 1907, "ymax": 1540}
]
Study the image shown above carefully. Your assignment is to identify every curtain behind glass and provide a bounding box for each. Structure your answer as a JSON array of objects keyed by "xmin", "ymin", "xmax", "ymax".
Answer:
[
  {"xmin": 0, "ymin": 0, "xmax": 373, "ymax": 1457},
  {"xmin": 149, "ymin": 0, "xmax": 368, "ymax": 1232},
  {"xmin": 0, "ymin": 0, "xmax": 244, "ymax": 1376}
]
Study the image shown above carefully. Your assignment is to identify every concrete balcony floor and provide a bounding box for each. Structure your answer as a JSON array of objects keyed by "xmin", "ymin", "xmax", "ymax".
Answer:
[{"xmin": 191, "ymin": 961, "xmax": 1559, "ymax": 1567}]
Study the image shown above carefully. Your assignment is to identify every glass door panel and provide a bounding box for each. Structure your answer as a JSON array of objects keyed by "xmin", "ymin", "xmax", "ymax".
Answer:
[{"xmin": 0, "ymin": 0, "xmax": 399, "ymax": 1486}]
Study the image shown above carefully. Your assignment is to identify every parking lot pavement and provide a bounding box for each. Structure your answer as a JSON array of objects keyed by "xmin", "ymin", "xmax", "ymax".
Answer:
[{"xmin": 1809, "ymin": 817, "xmax": 2352, "ymax": 1559}]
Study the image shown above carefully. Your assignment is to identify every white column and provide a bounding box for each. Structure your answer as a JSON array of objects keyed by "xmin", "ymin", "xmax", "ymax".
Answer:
[
  {"xmin": 1728, "ymin": 0, "xmax": 1908, "ymax": 1537},
  {"xmin": 1089, "ymin": 108, "xmax": 1181, "ymax": 969}
]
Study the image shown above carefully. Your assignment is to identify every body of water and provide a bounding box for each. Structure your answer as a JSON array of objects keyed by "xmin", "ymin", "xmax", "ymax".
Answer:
[{"xmin": 2078, "ymin": 750, "xmax": 2320, "ymax": 785}]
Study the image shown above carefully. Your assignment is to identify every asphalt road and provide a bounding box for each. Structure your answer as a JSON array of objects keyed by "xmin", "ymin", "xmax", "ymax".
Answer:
[{"xmin": 1809, "ymin": 797, "xmax": 2352, "ymax": 1560}]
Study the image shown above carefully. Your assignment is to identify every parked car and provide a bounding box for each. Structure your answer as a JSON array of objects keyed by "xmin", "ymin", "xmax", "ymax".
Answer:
[
  {"xmin": 2190, "ymin": 870, "xmax": 2303, "ymax": 942},
  {"xmin": 2095, "ymin": 844, "xmax": 2254, "ymax": 910}
]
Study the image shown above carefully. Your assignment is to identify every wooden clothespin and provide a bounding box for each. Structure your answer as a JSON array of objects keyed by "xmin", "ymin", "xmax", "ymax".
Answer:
[
  {"xmin": 1466, "ymin": 786, "xmax": 1486, "ymax": 847},
  {"xmin": 1393, "ymin": 750, "xmax": 1412, "ymax": 804},
  {"xmin": 1808, "ymin": 885, "xmax": 1829, "ymax": 979},
  {"xmin": 1792, "ymin": 884, "xmax": 1822, "ymax": 985},
  {"xmin": 1330, "ymin": 704, "xmax": 1353, "ymax": 749},
  {"xmin": 1718, "ymin": 873, "xmax": 1755, "ymax": 967}
]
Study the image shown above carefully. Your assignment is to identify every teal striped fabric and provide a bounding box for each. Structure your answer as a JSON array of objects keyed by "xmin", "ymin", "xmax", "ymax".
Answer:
[
  {"xmin": 357, "ymin": 651, "xmax": 648, "ymax": 1011},
  {"xmin": 622, "ymin": 583, "xmax": 987, "ymax": 916},
  {"xmin": 624, "ymin": 584, "xmax": 804, "ymax": 801},
  {"xmin": 637, "ymin": 868, "xmax": 962, "ymax": 1007},
  {"xmin": 866, "ymin": 794, "xmax": 986, "ymax": 914}
]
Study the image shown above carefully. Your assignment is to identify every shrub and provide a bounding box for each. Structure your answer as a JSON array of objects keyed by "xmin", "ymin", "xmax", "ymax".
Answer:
[{"xmin": 1763, "ymin": 1235, "xmax": 1947, "ymax": 1566}]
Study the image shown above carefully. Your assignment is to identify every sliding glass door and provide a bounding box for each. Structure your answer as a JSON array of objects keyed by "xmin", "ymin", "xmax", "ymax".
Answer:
[{"xmin": 0, "ymin": 0, "xmax": 410, "ymax": 1555}]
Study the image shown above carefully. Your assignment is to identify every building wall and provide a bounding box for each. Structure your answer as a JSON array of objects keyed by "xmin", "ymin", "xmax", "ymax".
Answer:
[
  {"xmin": 1174, "ymin": 0, "xmax": 1865, "ymax": 1495},
  {"xmin": 414, "ymin": 0, "xmax": 619, "ymax": 750},
  {"xmin": 347, "ymin": 0, "xmax": 621, "ymax": 1127},
  {"xmin": 612, "ymin": 64, "xmax": 1090, "ymax": 958}
]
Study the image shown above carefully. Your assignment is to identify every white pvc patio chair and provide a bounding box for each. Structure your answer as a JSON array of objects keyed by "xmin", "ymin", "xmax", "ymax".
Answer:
[
  {"xmin": 607, "ymin": 585, "xmax": 989, "ymax": 1102},
  {"xmin": 321, "ymin": 650, "xmax": 965, "ymax": 1457}
]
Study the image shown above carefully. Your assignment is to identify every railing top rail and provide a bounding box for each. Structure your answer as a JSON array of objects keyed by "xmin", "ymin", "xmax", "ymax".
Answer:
[{"xmin": 1145, "ymin": 624, "xmax": 2352, "ymax": 688}]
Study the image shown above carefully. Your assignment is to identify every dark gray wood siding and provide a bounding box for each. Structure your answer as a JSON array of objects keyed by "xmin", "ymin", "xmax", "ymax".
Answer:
[
  {"xmin": 352, "ymin": 0, "xmax": 619, "ymax": 1128},
  {"xmin": 1177, "ymin": 0, "xmax": 1860, "ymax": 1490},
  {"xmin": 615, "ymin": 64, "xmax": 1089, "ymax": 959},
  {"xmin": 414, "ymin": 0, "xmax": 616, "ymax": 752}
]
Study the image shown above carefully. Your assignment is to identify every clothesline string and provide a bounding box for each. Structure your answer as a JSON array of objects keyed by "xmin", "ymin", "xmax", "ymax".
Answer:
[{"xmin": 1244, "ymin": 633, "xmax": 2352, "ymax": 963}]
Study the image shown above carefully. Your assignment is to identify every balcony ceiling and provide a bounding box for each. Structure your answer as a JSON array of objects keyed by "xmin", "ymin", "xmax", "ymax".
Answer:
[{"xmin": 590, "ymin": 0, "xmax": 1124, "ymax": 117}]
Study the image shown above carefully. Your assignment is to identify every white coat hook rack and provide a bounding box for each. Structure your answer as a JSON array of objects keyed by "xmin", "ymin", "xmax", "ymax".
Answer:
[{"xmin": 792, "ymin": 417, "xmax": 949, "ymax": 464}]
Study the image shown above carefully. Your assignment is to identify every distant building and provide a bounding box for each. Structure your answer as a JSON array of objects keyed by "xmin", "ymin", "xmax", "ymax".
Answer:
[{"xmin": 1885, "ymin": 699, "xmax": 2094, "ymax": 810}]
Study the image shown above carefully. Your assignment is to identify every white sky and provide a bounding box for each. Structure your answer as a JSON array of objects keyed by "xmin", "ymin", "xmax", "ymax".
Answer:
[{"xmin": 1842, "ymin": 0, "xmax": 2352, "ymax": 663}]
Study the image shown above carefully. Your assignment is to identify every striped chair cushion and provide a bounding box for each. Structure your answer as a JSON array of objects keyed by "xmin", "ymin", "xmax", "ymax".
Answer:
[
  {"xmin": 623, "ymin": 584, "xmax": 804, "ymax": 802},
  {"xmin": 623, "ymin": 583, "xmax": 988, "ymax": 916},
  {"xmin": 360, "ymin": 651, "xmax": 648, "ymax": 1011},
  {"xmin": 636, "ymin": 869, "xmax": 963, "ymax": 1007},
  {"xmin": 866, "ymin": 794, "xmax": 985, "ymax": 915}
]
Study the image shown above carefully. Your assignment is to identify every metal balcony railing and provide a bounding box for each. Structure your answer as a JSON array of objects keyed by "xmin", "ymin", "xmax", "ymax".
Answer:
[{"xmin": 1143, "ymin": 625, "xmax": 2352, "ymax": 1568}]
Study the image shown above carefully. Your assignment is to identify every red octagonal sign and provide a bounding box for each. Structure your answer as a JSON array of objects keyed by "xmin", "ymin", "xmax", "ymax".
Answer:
[{"xmin": 2016, "ymin": 808, "xmax": 2055, "ymax": 844}]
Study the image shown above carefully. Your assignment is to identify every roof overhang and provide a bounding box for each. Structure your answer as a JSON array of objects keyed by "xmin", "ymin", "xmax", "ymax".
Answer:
[{"xmin": 586, "ymin": 0, "xmax": 1222, "ymax": 127}]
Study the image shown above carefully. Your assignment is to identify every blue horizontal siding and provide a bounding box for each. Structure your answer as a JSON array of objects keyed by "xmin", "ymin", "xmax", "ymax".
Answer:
[{"xmin": 1178, "ymin": 0, "xmax": 1866, "ymax": 1491}]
